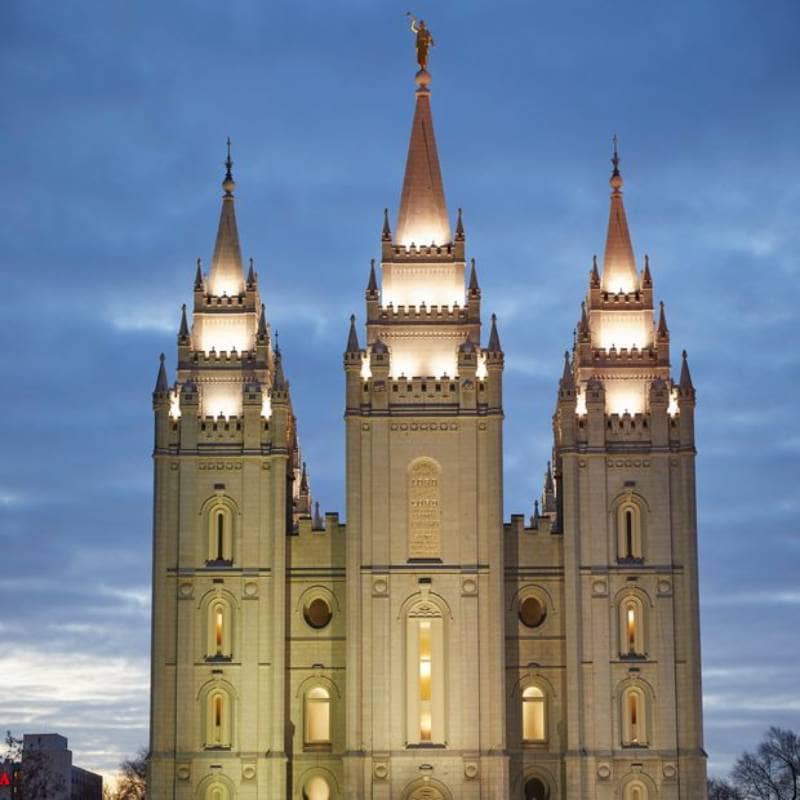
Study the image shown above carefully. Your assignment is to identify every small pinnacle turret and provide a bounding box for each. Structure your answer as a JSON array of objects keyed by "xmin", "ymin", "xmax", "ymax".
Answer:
[
  {"xmin": 258, "ymin": 304, "xmax": 268, "ymax": 339},
  {"xmin": 488, "ymin": 314, "xmax": 501, "ymax": 352},
  {"xmin": 194, "ymin": 259, "xmax": 204, "ymax": 290},
  {"xmin": 469, "ymin": 259, "xmax": 480, "ymax": 292},
  {"xmin": 455, "ymin": 208, "xmax": 464, "ymax": 241},
  {"xmin": 367, "ymin": 260, "xmax": 378, "ymax": 294},
  {"xmin": 313, "ymin": 501, "xmax": 324, "ymax": 530},
  {"xmin": 208, "ymin": 139, "xmax": 245, "ymax": 297},
  {"xmin": 272, "ymin": 346, "xmax": 287, "ymax": 391},
  {"xmin": 346, "ymin": 314, "xmax": 360, "ymax": 353},
  {"xmin": 590, "ymin": 254, "xmax": 600, "ymax": 288},
  {"xmin": 679, "ymin": 350, "xmax": 695, "ymax": 393},
  {"xmin": 247, "ymin": 258, "xmax": 256, "ymax": 287},
  {"xmin": 560, "ymin": 350, "xmax": 575, "ymax": 392},
  {"xmin": 382, "ymin": 208, "xmax": 392, "ymax": 241},
  {"xmin": 179, "ymin": 304, "xmax": 189, "ymax": 339},
  {"xmin": 602, "ymin": 136, "xmax": 638, "ymax": 294},
  {"xmin": 154, "ymin": 353, "xmax": 169, "ymax": 394},
  {"xmin": 642, "ymin": 254, "xmax": 652, "ymax": 287},
  {"xmin": 658, "ymin": 301, "xmax": 669, "ymax": 338}
]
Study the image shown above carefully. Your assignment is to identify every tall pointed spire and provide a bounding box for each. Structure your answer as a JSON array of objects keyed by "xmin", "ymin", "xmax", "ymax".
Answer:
[
  {"xmin": 601, "ymin": 135, "xmax": 638, "ymax": 294},
  {"xmin": 208, "ymin": 138, "xmax": 245, "ymax": 297},
  {"xmin": 395, "ymin": 74, "xmax": 451, "ymax": 247}
]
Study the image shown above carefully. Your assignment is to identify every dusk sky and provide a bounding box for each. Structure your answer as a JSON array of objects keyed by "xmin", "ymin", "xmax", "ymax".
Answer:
[{"xmin": 1, "ymin": 0, "xmax": 798, "ymax": 783}]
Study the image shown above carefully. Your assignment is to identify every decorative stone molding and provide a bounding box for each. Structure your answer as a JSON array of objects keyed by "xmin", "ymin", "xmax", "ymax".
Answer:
[
  {"xmin": 663, "ymin": 762, "xmax": 677, "ymax": 780},
  {"xmin": 461, "ymin": 577, "xmax": 478, "ymax": 596},
  {"xmin": 657, "ymin": 578, "xmax": 673, "ymax": 596},
  {"xmin": 592, "ymin": 579, "xmax": 608, "ymax": 597},
  {"xmin": 596, "ymin": 763, "xmax": 611, "ymax": 780},
  {"xmin": 176, "ymin": 763, "xmax": 191, "ymax": 781},
  {"xmin": 372, "ymin": 578, "xmax": 389, "ymax": 597},
  {"xmin": 464, "ymin": 760, "xmax": 479, "ymax": 780},
  {"xmin": 178, "ymin": 582, "xmax": 193, "ymax": 599},
  {"xmin": 243, "ymin": 581, "xmax": 259, "ymax": 599},
  {"xmin": 373, "ymin": 760, "xmax": 389, "ymax": 781}
]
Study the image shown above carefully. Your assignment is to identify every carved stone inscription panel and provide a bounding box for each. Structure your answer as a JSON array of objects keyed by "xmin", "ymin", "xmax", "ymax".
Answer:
[{"xmin": 408, "ymin": 458, "xmax": 441, "ymax": 559}]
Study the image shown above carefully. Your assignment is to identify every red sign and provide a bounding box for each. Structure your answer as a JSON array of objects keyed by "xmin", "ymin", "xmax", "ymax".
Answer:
[{"xmin": 0, "ymin": 772, "xmax": 10, "ymax": 786}]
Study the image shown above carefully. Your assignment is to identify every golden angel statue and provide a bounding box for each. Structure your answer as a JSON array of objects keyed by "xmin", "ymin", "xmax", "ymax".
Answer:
[{"xmin": 406, "ymin": 12, "xmax": 435, "ymax": 71}]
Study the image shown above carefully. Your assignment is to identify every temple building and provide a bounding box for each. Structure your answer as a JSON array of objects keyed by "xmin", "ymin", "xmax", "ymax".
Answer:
[{"xmin": 148, "ymin": 48, "xmax": 707, "ymax": 800}]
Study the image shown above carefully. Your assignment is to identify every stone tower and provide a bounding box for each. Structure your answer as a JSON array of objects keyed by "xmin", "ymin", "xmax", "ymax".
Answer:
[
  {"xmin": 342, "ymin": 66, "xmax": 509, "ymax": 798},
  {"xmin": 149, "ymin": 145, "xmax": 306, "ymax": 799},
  {"xmin": 548, "ymin": 142, "xmax": 707, "ymax": 798}
]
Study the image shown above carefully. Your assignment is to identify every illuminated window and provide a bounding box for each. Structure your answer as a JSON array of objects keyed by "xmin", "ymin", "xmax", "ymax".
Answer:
[
  {"xmin": 622, "ymin": 687, "xmax": 648, "ymax": 746},
  {"xmin": 207, "ymin": 504, "xmax": 233, "ymax": 565},
  {"xmin": 620, "ymin": 597, "xmax": 645, "ymax": 657},
  {"xmin": 302, "ymin": 776, "xmax": 330, "ymax": 800},
  {"xmin": 419, "ymin": 620, "xmax": 432, "ymax": 741},
  {"xmin": 206, "ymin": 784, "xmax": 229, "ymax": 800},
  {"xmin": 522, "ymin": 686, "xmax": 546, "ymax": 743},
  {"xmin": 207, "ymin": 600, "xmax": 232, "ymax": 660},
  {"xmin": 406, "ymin": 604, "xmax": 445, "ymax": 744},
  {"xmin": 206, "ymin": 689, "xmax": 231, "ymax": 748},
  {"xmin": 617, "ymin": 501, "xmax": 643, "ymax": 561},
  {"xmin": 304, "ymin": 687, "xmax": 331, "ymax": 747},
  {"xmin": 624, "ymin": 780, "xmax": 649, "ymax": 800}
]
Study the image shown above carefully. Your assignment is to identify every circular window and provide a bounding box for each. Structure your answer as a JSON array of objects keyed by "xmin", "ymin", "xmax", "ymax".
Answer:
[
  {"xmin": 303, "ymin": 597, "xmax": 332, "ymax": 629},
  {"xmin": 519, "ymin": 596, "xmax": 546, "ymax": 628}
]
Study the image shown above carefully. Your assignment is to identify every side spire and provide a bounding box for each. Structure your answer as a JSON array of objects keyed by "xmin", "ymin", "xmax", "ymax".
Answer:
[
  {"xmin": 601, "ymin": 135, "xmax": 638, "ymax": 294},
  {"xmin": 194, "ymin": 258, "xmax": 204, "ymax": 290},
  {"xmin": 679, "ymin": 350, "xmax": 694, "ymax": 393},
  {"xmin": 657, "ymin": 301, "xmax": 669, "ymax": 338},
  {"xmin": 468, "ymin": 258, "xmax": 480, "ymax": 292},
  {"xmin": 395, "ymin": 72, "xmax": 451, "ymax": 247},
  {"xmin": 488, "ymin": 313, "xmax": 501, "ymax": 352},
  {"xmin": 367, "ymin": 260, "xmax": 378, "ymax": 294},
  {"xmin": 346, "ymin": 314, "xmax": 360, "ymax": 353},
  {"xmin": 179, "ymin": 304, "xmax": 189, "ymax": 339},
  {"xmin": 208, "ymin": 138, "xmax": 245, "ymax": 297},
  {"xmin": 154, "ymin": 353, "xmax": 169, "ymax": 394},
  {"xmin": 382, "ymin": 208, "xmax": 392, "ymax": 241}
]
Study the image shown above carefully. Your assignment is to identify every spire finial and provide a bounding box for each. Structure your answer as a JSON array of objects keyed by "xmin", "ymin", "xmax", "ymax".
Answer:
[
  {"xmin": 382, "ymin": 208, "xmax": 392, "ymax": 241},
  {"xmin": 247, "ymin": 257, "xmax": 255, "ymax": 287},
  {"xmin": 194, "ymin": 258, "xmax": 204, "ymax": 290},
  {"xmin": 455, "ymin": 207, "xmax": 464, "ymax": 240},
  {"xmin": 179, "ymin": 303, "xmax": 189, "ymax": 339},
  {"xmin": 610, "ymin": 134, "xmax": 623, "ymax": 191},
  {"xmin": 468, "ymin": 258, "xmax": 480, "ymax": 292},
  {"xmin": 258, "ymin": 303, "xmax": 268, "ymax": 339},
  {"xmin": 367, "ymin": 259, "xmax": 378, "ymax": 294},
  {"xmin": 488, "ymin": 313, "xmax": 501, "ymax": 352},
  {"xmin": 223, "ymin": 137, "xmax": 235, "ymax": 195},
  {"xmin": 154, "ymin": 353, "xmax": 169, "ymax": 394}
]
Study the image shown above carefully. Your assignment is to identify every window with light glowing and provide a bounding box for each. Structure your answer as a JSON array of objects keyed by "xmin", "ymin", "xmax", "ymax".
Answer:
[
  {"xmin": 522, "ymin": 685, "xmax": 547, "ymax": 743},
  {"xmin": 622, "ymin": 687, "xmax": 648, "ymax": 746},
  {"xmin": 304, "ymin": 687, "xmax": 331, "ymax": 748},
  {"xmin": 624, "ymin": 781, "xmax": 649, "ymax": 800},
  {"xmin": 205, "ymin": 689, "xmax": 231, "ymax": 748},
  {"xmin": 206, "ymin": 599, "xmax": 232, "ymax": 660},
  {"xmin": 302, "ymin": 776, "xmax": 331, "ymax": 800},
  {"xmin": 406, "ymin": 603, "xmax": 445, "ymax": 744},
  {"xmin": 620, "ymin": 597, "xmax": 645, "ymax": 657}
]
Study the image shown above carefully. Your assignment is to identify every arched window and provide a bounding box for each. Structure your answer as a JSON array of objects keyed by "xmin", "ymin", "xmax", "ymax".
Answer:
[
  {"xmin": 207, "ymin": 505, "xmax": 233, "ymax": 565},
  {"xmin": 624, "ymin": 780, "xmax": 649, "ymax": 800},
  {"xmin": 302, "ymin": 776, "xmax": 330, "ymax": 800},
  {"xmin": 205, "ymin": 688, "xmax": 232, "ymax": 748},
  {"xmin": 207, "ymin": 599, "xmax": 233, "ymax": 660},
  {"xmin": 524, "ymin": 776, "xmax": 549, "ymax": 800},
  {"xmin": 619, "ymin": 596, "xmax": 645, "ymax": 657},
  {"xmin": 405, "ymin": 602, "xmax": 445, "ymax": 744},
  {"xmin": 617, "ymin": 500, "xmax": 643, "ymax": 561},
  {"xmin": 621, "ymin": 687, "xmax": 648, "ymax": 746},
  {"xmin": 522, "ymin": 686, "xmax": 547, "ymax": 743},
  {"xmin": 304, "ymin": 687, "xmax": 331, "ymax": 748},
  {"xmin": 206, "ymin": 783, "xmax": 229, "ymax": 800}
]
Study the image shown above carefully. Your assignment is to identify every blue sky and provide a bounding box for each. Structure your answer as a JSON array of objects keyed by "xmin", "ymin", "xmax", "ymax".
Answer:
[{"xmin": 0, "ymin": 0, "xmax": 798, "ymax": 782}]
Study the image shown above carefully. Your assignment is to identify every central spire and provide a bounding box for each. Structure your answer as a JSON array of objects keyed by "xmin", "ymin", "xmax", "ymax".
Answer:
[
  {"xmin": 601, "ymin": 136, "xmax": 638, "ymax": 294},
  {"xmin": 208, "ymin": 138, "xmax": 245, "ymax": 297},
  {"xmin": 395, "ymin": 72, "xmax": 451, "ymax": 247}
]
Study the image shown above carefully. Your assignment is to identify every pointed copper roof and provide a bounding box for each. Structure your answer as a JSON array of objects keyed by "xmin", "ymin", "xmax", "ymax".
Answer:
[
  {"xmin": 208, "ymin": 140, "xmax": 245, "ymax": 297},
  {"xmin": 395, "ymin": 82, "xmax": 451, "ymax": 247},
  {"xmin": 601, "ymin": 138, "xmax": 638, "ymax": 294}
]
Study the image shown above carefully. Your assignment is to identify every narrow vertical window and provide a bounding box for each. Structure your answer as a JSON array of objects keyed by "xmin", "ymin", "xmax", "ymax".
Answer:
[
  {"xmin": 215, "ymin": 608, "xmax": 224, "ymax": 654},
  {"xmin": 304, "ymin": 687, "xmax": 331, "ymax": 747},
  {"xmin": 419, "ymin": 620, "xmax": 432, "ymax": 741},
  {"xmin": 216, "ymin": 512, "xmax": 225, "ymax": 561},
  {"xmin": 522, "ymin": 686, "xmax": 546, "ymax": 742},
  {"xmin": 625, "ymin": 510, "xmax": 634, "ymax": 557},
  {"xmin": 626, "ymin": 606, "xmax": 636, "ymax": 652},
  {"xmin": 622, "ymin": 687, "xmax": 648, "ymax": 746}
]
